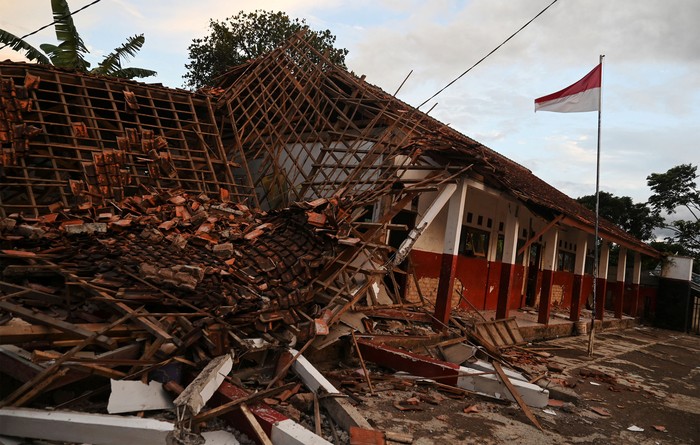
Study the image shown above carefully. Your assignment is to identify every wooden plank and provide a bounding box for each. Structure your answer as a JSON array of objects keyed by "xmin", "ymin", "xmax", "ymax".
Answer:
[
  {"xmin": 0, "ymin": 312, "xmax": 134, "ymax": 408},
  {"xmin": 0, "ymin": 281, "xmax": 64, "ymax": 304},
  {"xmin": 494, "ymin": 321, "xmax": 514, "ymax": 346},
  {"xmin": 484, "ymin": 323, "xmax": 506, "ymax": 347},
  {"xmin": 0, "ymin": 323, "xmax": 144, "ymax": 344},
  {"xmin": 240, "ymin": 403, "xmax": 273, "ymax": 445},
  {"xmin": 193, "ymin": 383, "xmax": 295, "ymax": 424},
  {"xmin": 57, "ymin": 269, "xmax": 178, "ymax": 346},
  {"xmin": 475, "ymin": 324, "xmax": 492, "ymax": 344},
  {"xmin": 0, "ymin": 301, "xmax": 116, "ymax": 350},
  {"xmin": 493, "ymin": 362, "xmax": 543, "ymax": 431},
  {"xmin": 505, "ymin": 318, "xmax": 525, "ymax": 344}
]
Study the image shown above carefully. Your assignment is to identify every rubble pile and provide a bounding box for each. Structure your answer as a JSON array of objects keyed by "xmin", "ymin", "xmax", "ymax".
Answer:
[
  {"xmin": 0, "ymin": 186, "xmax": 343, "ymax": 333},
  {"xmin": 0, "ymin": 188, "xmax": 373, "ymax": 440},
  {"xmin": 0, "ymin": 188, "xmax": 556, "ymax": 444}
]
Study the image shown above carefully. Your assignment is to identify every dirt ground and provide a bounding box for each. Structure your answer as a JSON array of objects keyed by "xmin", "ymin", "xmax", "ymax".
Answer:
[{"xmin": 337, "ymin": 326, "xmax": 700, "ymax": 445}]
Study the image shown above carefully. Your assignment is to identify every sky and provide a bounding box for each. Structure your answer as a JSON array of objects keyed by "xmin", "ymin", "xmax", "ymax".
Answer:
[{"xmin": 1, "ymin": 0, "xmax": 699, "ymax": 208}]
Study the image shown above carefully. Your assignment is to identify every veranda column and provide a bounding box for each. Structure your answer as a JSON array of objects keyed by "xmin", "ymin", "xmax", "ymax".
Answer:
[
  {"xmin": 433, "ymin": 179, "xmax": 468, "ymax": 327},
  {"xmin": 537, "ymin": 227, "xmax": 559, "ymax": 325},
  {"xmin": 630, "ymin": 252, "xmax": 642, "ymax": 317},
  {"xmin": 569, "ymin": 231, "xmax": 589, "ymax": 321},
  {"xmin": 596, "ymin": 242, "xmax": 611, "ymax": 321},
  {"xmin": 495, "ymin": 204, "xmax": 520, "ymax": 319},
  {"xmin": 614, "ymin": 247, "xmax": 628, "ymax": 319}
]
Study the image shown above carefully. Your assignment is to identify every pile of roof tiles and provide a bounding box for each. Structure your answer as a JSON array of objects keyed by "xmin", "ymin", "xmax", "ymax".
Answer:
[
  {"xmin": 0, "ymin": 74, "xmax": 41, "ymax": 167},
  {"xmin": 0, "ymin": 186, "xmax": 348, "ymax": 408}
]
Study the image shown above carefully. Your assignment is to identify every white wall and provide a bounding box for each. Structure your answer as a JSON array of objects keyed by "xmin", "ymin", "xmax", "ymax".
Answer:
[{"xmin": 661, "ymin": 256, "xmax": 694, "ymax": 281}]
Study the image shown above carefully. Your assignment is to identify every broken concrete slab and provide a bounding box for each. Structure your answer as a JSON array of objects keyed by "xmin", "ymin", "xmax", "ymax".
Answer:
[
  {"xmin": 271, "ymin": 419, "xmax": 333, "ymax": 445},
  {"xmin": 440, "ymin": 342, "xmax": 476, "ymax": 364},
  {"xmin": 174, "ymin": 353, "xmax": 233, "ymax": 416},
  {"xmin": 202, "ymin": 430, "xmax": 241, "ymax": 444},
  {"xmin": 0, "ymin": 407, "xmax": 173, "ymax": 445},
  {"xmin": 107, "ymin": 379, "xmax": 174, "ymax": 414},
  {"xmin": 457, "ymin": 365, "xmax": 549, "ymax": 408},
  {"xmin": 465, "ymin": 358, "xmax": 527, "ymax": 382},
  {"xmin": 288, "ymin": 348, "xmax": 371, "ymax": 431}
]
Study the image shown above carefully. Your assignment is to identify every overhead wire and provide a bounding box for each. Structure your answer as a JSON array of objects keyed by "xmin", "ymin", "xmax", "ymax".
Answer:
[
  {"xmin": 0, "ymin": 0, "xmax": 103, "ymax": 52},
  {"xmin": 418, "ymin": 0, "xmax": 561, "ymax": 109}
]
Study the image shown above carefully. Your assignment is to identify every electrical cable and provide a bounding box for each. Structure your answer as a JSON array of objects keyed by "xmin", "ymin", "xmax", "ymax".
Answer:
[
  {"xmin": 0, "ymin": 0, "xmax": 103, "ymax": 52},
  {"xmin": 418, "ymin": 0, "xmax": 560, "ymax": 109}
]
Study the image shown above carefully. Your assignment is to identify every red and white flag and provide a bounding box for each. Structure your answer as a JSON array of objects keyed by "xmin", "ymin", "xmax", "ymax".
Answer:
[{"xmin": 535, "ymin": 63, "xmax": 602, "ymax": 113}]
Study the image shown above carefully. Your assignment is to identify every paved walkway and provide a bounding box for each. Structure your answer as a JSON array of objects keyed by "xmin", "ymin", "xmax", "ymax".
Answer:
[{"xmin": 354, "ymin": 325, "xmax": 700, "ymax": 444}]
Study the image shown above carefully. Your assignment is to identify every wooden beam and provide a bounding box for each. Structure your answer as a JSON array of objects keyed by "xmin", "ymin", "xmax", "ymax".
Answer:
[
  {"xmin": 0, "ymin": 322, "xmax": 144, "ymax": 344},
  {"xmin": 0, "ymin": 301, "xmax": 116, "ymax": 349},
  {"xmin": 560, "ymin": 215, "xmax": 660, "ymax": 258},
  {"xmin": 517, "ymin": 214, "xmax": 564, "ymax": 257},
  {"xmin": 492, "ymin": 362, "xmax": 543, "ymax": 431},
  {"xmin": 240, "ymin": 403, "xmax": 273, "ymax": 445},
  {"xmin": 0, "ymin": 312, "xmax": 134, "ymax": 408}
]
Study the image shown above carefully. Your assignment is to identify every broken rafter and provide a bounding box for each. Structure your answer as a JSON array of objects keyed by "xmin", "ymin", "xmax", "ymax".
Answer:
[
  {"xmin": 193, "ymin": 382, "xmax": 296, "ymax": 424},
  {"xmin": 0, "ymin": 311, "xmax": 135, "ymax": 408},
  {"xmin": 0, "ymin": 300, "xmax": 116, "ymax": 350}
]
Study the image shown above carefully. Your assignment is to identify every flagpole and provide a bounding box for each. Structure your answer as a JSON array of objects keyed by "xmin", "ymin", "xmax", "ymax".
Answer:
[{"xmin": 588, "ymin": 54, "xmax": 604, "ymax": 356}]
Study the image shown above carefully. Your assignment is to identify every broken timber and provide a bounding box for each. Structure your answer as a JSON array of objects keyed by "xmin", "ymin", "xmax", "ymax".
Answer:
[
  {"xmin": 356, "ymin": 338, "xmax": 549, "ymax": 407},
  {"xmin": 288, "ymin": 348, "xmax": 372, "ymax": 431}
]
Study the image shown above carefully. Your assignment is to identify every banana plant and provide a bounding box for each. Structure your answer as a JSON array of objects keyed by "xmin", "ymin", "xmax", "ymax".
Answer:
[{"xmin": 0, "ymin": 0, "xmax": 156, "ymax": 79}]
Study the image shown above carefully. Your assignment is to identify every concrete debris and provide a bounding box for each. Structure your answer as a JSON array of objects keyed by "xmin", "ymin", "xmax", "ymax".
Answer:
[
  {"xmin": 108, "ymin": 379, "xmax": 174, "ymax": 414},
  {"xmin": 0, "ymin": 407, "xmax": 174, "ymax": 445},
  {"xmin": 174, "ymin": 354, "xmax": 233, "ymax": 416},
  {"xmin": 201, "ymin": 430, "xmax": 241, "ymax": 445}
]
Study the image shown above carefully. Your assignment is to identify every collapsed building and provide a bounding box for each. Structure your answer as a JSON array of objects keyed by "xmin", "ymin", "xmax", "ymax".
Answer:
[{"xmin": 0, "ymin": 34, "xmax": 663, "ymax": 444}]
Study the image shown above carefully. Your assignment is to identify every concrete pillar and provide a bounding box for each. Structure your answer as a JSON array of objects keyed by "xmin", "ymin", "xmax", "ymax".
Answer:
[
  {"xmin": 434, "ymin": 179, "xmax": 468, "ymax": 327},
  {"xmin": 596, "ymin": 242, "xmax": 610, "ymax": 321},
  {"xmin": 630, "ymin": 253, "xmax": 642, "ymax": 317},
  {"xmin": 614, "ymin": 247, "xmax": 628, "ymax": 319},
  {"xmin": 496, "ymin": 204, "xmax": 520, "ymax": 319},
  {"xmin": 569, "ymin": 231, "xmax": 589, "ymax": 321},
  {"xmin": 537, "ymin": 227, "xmax": 559, "ymax": 325}
]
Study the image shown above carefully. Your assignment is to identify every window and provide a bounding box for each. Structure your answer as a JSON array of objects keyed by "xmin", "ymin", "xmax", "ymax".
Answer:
[
  {"xmin": 557, "ymin": 250, "xmax": 576, "ymax": 272},
  {"xmin": 495, "ymin": 234, "xmax": 505, "ymax": 262},
  {"xmin": 516, "ymin": 238, "xmax": 526, "ymax": 264},
  {"xmin": 459, "ymin": 226, "xmax": 490, "ymax": 258}
]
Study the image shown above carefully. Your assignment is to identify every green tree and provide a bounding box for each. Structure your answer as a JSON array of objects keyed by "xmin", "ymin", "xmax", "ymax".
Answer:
[
  {"xmin": 576, "ymin": 191, "xmax": 662, "ymax": 242},
  {"xmin": 184, "ymin": 10, "xmax": 348, "ymax": 89},
  {"xmin": 0, "ymin": 0, "xmax": 156, "ymax": 79},
  {"xmin": 647, "ymin": 164, "xmax": 700, "ymax": 257}
]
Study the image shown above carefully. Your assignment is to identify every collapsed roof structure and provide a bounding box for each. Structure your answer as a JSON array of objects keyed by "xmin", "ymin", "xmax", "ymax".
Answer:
[{"xmin": 0, "ymin": 33, "xmax": 659, "ymax": 443}]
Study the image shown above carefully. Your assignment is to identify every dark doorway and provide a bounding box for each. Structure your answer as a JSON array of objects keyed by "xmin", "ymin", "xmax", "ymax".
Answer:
[
  {"xmin": 525, "ymin": 243, "xmax": 542, "ymax": 307},
  {"xmin": 386, "ymin": 210, "xmax": 417, "ymax": 300}
]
